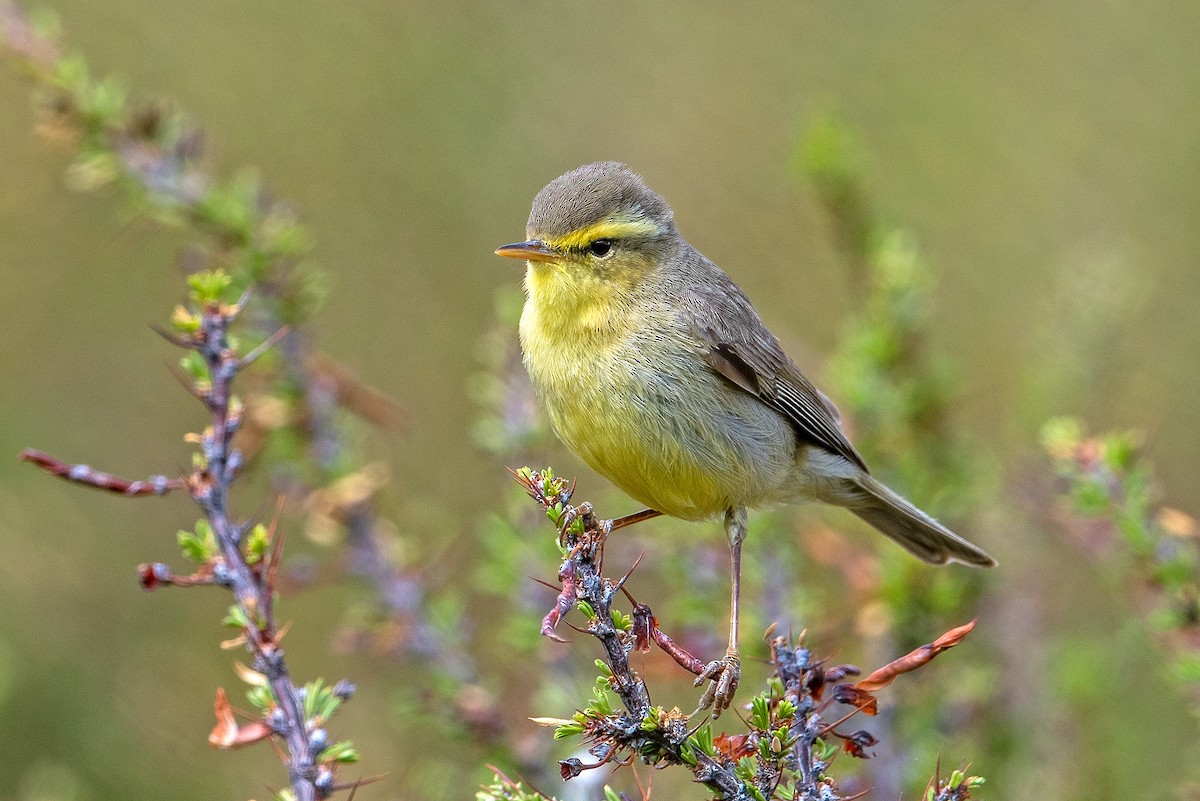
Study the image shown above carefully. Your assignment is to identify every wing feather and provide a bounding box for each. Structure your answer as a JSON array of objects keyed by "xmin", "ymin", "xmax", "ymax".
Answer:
[{"xmin": 683, "ymin": 254, "xmax": 869, "ymax": 473}]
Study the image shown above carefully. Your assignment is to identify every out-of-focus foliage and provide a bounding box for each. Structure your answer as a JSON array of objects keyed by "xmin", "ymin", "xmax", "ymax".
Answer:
[{"xmin": 1042, "ymin": 418, "xmax": 1200, "ymax": 700}]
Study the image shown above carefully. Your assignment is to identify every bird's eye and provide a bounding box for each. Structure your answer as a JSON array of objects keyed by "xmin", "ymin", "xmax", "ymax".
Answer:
[{"xmin": 588, "ymin": 239, "xmax": 613, "ymax": 258}]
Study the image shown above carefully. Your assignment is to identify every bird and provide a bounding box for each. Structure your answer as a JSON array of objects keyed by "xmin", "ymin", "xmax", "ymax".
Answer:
[{"xmin": 495, "ymin": 161, "xmax": 995, "ymax": 716}]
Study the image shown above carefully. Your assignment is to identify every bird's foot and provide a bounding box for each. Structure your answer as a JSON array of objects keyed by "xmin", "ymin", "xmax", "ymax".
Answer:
[{"xmin": 693, "ymin": 647, "xmax": 740, "ymax": 719}]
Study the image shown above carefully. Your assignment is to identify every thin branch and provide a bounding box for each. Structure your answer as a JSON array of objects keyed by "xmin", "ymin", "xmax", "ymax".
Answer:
[{"xmin": 19, "ymin": 449, "xmax": 184, "ymax": 496}]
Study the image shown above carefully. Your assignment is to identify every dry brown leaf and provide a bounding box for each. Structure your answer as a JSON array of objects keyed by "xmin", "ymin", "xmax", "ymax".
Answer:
[
  {"xmin": 854, "ymin": 619, "xmax": 976, "ymax": 692},
  {"xmin": 208, "ymin": 687, "xmax": 272, "ymax": 749}
]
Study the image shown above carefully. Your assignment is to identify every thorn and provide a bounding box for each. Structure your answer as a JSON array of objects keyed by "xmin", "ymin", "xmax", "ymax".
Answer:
[
  {"xmin": 612, "ymin": 551, "xmax": 645, "ymax": 593},
  {"xmin": 333, "ymin": 774, "xmax": 386, "ymax": 795},
  {"xmin": 528, "ymin": 576, "xmax": 561, "ymax": 592},
  {"xmin": 265, "ymin": 496, "xmax": 287, "ymax": 595},
  {"xmin": 684, "ymin": 717, "xmax": 710, "ymax": 739},
  {"xmin": 165, "ymin": 361, "xmax": 210, "ymax": 402},
  {"xmin": 237, "ymin": 325, "xmax": 290, "ymax": 369},
  {"xmin": 230, "ymin": 288, "xmax": 253, "ymax": 319},
  {"xmin": 149, "ymin": 322, "xmax": 193, "ymax": 349}
]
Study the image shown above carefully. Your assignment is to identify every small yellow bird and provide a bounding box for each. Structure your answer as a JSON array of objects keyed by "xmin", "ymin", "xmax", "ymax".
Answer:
[{"xmin": 497, "ymin": 162, "xmax": 995, "ymax": 715}]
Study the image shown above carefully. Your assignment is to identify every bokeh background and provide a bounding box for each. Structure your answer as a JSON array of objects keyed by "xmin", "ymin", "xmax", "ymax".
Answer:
[{"xmin": 1, "ymin": 2, "xmax": 1198, "ymax": 800}]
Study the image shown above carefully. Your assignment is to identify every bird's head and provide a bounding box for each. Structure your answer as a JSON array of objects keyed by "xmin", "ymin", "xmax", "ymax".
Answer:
[{"xmin": 496, "ymin": 162, "xmax": 679, "ymax": 292}]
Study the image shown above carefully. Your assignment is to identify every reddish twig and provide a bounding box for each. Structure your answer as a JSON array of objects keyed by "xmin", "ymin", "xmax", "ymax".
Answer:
[
  {"xmin": 19, "ymin": 449, "xmax": 184, "ymax": 495},
  {"xmin": 624, "ymin": 590, "xmax": 706, "ymax": 676}
]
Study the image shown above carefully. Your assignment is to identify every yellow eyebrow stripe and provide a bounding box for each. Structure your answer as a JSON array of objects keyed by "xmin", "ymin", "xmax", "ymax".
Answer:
[{"xmin": 545, "ymin": 217, "xmax": 661, "ymax": 251}]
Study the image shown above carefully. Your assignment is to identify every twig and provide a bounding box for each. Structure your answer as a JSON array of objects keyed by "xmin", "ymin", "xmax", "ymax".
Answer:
[
  {"xmin": 187, "ymin": 298, "xmax": 322, "ymax": 800},
  {"xmin": 19, "ymin": 449, "xmax": 184, "ymax": 495}
]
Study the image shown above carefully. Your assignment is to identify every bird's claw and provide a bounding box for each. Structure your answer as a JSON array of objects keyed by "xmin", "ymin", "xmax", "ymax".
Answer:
[{"xmin": 693, "ymin": 648, "xmax": 740, "ymax": 718}]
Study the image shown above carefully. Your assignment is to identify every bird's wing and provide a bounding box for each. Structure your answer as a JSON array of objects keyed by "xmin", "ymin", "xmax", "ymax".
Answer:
[{"xmin": 683, "ymin": 261, "xmax": 869, "ymax": 473}]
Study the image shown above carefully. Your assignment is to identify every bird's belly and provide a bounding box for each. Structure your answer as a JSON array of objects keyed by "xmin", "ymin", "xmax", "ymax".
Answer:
[{"xmin": 527, "ymin": 335, "xmax": 796, "ymax": 520}]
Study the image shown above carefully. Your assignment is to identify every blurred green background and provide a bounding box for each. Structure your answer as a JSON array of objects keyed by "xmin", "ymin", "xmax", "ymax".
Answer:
[{"xmin": 1, "ymin": 1, "xmax": 1199, "ymax": 800}]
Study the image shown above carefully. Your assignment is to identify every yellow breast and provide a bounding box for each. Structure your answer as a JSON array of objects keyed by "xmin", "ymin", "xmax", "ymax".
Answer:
[{"xmin": 519, "ymin": 264, "xmax": 795, "ymax": 520}]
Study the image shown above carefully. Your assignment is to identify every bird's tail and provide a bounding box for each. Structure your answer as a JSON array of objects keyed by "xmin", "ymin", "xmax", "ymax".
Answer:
[{"xmin": 841, "ymin": 475, "xmax": 996, "ymax": 567}]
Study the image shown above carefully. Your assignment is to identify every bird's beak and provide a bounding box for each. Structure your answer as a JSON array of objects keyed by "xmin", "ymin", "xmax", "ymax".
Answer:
[{"xmin": 495, "ymin": 240, "xmax": 558, "ymax": 263}]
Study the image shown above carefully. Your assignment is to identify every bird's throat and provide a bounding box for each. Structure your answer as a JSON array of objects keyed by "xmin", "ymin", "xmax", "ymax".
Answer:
[{"xmin": 521, "ymin": 262, "xmax": 635, "ymax": 342}]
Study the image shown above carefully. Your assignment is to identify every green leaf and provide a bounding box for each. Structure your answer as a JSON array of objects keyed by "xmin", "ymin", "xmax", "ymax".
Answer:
[
  {"xmin": 640, "ymin": 708, "xmax": 660, "ymax": 731},
  {"xmin": 178, "ymin": 519, "xmax": 218, "ymax": 563},
  {"xmin": 179, "ymin": 351, "xmax": 210, "ymax": 382},
  {"xmin": 170, "ymin": 305, "xmax": 201, "ymax": 334},
  {"xmin": 1071, "ymin": 479, "xmax": 1111, "ymax": 515},
  {"xmin": 322, "ymin": 740, "xmax": 359, "ymax": 764},
  {"xmin": 246, "ymin": 685, "xmax": 275, "ymax": 711},
  {"xmin": 1040, "ymin": 417, "xmax": 1082, "ymax": 462},
  {"xmin": 553, "ymin": 722, "xmax": 584, "ymax": 740},
  {"xmin": 686, "ymin": 724, "xmax": 715, "ymax": 758},
  {"xmin": 749, "ymin": 693, "xmax": 771, "ymax": 730},
  {"xmin": 814, "ymin": 737, "xmax": 838, "ymax": 762},
  {"xmin": 187, "ymin": 269, "xmax": 233, "ymax": 305},
  {"xmin": 82, "ymin": 76, "xmax": 127, "ymax": 127},
  {"xmin": 53, "ymin": 53, "xmax": 89, "ymax": 94},
  {"xmin": 64, "ymin": 151, "xmax": 118, "ymax": 192},
  {"xmin": 223, "ymin": 604, "xmax": 250, "ymax": 629},
  {"xmin": 610, "ymin": 608, "xmax": 632, "ymax": 631},
  {"xmin": 1101, "ymin": 431, "xmax": 1138, "ymax": 472},
  {"xmin": 177, "ymin": 530, "xmax": 208, "ymax": 563},
  {"xmin": 588, "ymin": 681, "xmax": 614, "ymax": 717},
  {"xmin": 302, "ymin": 678, "xmax": 342, "ymax": 723},
  {"xmin": 244, "ymin": 523, "xmax": 269, "ymax": 564}
]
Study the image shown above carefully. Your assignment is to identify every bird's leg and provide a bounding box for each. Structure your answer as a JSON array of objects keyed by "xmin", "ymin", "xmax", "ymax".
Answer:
[{"xmin": 694, "ymin": 507, "xmax": 746, "ymax": 718}]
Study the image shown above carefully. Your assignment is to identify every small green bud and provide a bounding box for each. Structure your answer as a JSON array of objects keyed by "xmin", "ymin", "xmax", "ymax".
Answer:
[
  {"xmin": 223, "ymin": 604, "xmax": 250, "ymax": 629},
  {"xmin": 187, "ymin": 269, "xmax": 233, "ymax": 305},
  {"xmin": 553, "ymin": 722, "xmax": 584, "ymax": 740},
  {"xmin": 322, "ymin": 741, "xmax": 360, "ymax": 763},
  {"xmin": 245, "ymin": 523, "xmax": 269, "ymax": 564}
]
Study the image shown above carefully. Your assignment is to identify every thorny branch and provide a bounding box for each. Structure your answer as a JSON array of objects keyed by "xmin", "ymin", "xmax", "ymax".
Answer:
[
  {"xmin": 23, "ymin": 290, "xmax": 360, "ymax": 801},
  {"xmin": 514, "ymin": 469, "xmax": 984, "ymax": 801},
  {"xmin": 0, "ymin": 0, "xmax": 427, "ymax": 652}
]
